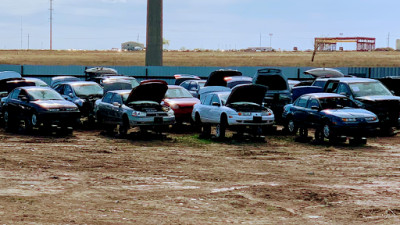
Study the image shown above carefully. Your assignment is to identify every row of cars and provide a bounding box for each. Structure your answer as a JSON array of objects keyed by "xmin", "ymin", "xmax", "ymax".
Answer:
[{"xmin": 1, "ymin": 67, "xmax": 400, "ymax": 145}]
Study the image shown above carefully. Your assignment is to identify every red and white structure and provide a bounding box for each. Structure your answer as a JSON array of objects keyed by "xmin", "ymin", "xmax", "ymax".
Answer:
[{"xmin": 315, "ymin": 37, "xmax": 375, "ymax": 51}]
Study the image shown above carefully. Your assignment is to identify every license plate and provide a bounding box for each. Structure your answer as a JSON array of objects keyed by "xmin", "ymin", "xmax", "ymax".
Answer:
[
  {"xmin": 154, "ymin": 117, "xmax": 163, "ymax": 123},
  {"xmin": 253, "ymin": 116, "xmax": 262, "ymax": 122}
]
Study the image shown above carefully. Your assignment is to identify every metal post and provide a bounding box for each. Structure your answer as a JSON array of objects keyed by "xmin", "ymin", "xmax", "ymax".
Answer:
[
  {"xmin": 145, "ymin": 0, "xmax": 163, "ymax": 66},
  {"xmin": 50, "ymin": 0, "xmax": 53, "ymax": 50}
]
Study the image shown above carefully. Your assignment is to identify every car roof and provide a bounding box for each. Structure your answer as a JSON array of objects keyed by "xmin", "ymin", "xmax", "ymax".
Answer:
[
  {"xmin": 107, "ymin": 90, "xmax": 131, "ymax": 95},
  {"xmin": 167, "ymin": 85, "xmax": 183, "ymax": 89},
  {"xmin": 327, "ymin": 77, "xmax": 378, "ymax": 83},
  {"xmin": 19, "ymin": 86, "xmax": 53, "ymax": 91},
  {"xmin": 66, "ymin": 81, "xmax": 100, "ymax": 86},
  {"xmin": 302, "ymin": 93, "xmax": 345, "ymax": 98}
]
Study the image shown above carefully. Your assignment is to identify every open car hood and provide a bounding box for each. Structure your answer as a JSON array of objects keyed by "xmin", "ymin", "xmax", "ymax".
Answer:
[
  {"xmin": 205, "ymin": 70, "xmax": 242, "ymax": 87},
  {"xmin": 126, "ymin": 81, "xmax": 168, "ymax": 104},
  {"xmin": 356, "ymin": 95, "xmax": 400, "ymax": 102},
  {"xmin": 304, "ymin": 68, "xmax": 344, "ymax": 78},
  {"xmin": 226, "ymin": 84, "xmax": 268, "ymax": 106},
  {"xmin": 0, "ymin": 71, "xmax": 21, "ymax": 81}
]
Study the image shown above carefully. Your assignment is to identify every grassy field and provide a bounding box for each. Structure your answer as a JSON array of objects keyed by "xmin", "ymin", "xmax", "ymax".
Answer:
[{"xmin": 0, "ymin": 50, "xmax": 400, "ymax": 67}]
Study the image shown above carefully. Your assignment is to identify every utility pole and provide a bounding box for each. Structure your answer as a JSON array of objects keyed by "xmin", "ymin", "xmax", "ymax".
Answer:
[
  {"xmin": 50, "ymin": 0, "xmax": 53, "ymax": 50},
  {"xmin": 27, "ymin": 34, "xmax": 30, "ymax": 50},
  {"xmin": 145, "ymin": 0, "xmax": 163, "ymax": 66},
  {"xmin": 259, "ymin": 33, "xmax": 262, "ymax": 48},
  {"xmin": 269, "ymin": 33, "xmax": 273, "ymax": 50},
  {"xmin": 387, "ymin": 32, "xmax": 390, "ymax": 48}
]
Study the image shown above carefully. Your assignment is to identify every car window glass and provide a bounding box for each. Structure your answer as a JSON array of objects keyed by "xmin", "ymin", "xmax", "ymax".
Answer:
[
  {"xmin": 111, "ymin": 94, "xmax": 123, "ymax": 104},
  {"xmin": 10, "ymin": 89, "xmax": 20, "ymax": 99},
  {"xmin": 203, "ymin": 94, "xmax": 213, "ymax": 105},
  {"xmin": 54, "ymin": 85, "xmax": 64, "ymax": 93},
  {"xmin": 18, "ymin": 90, "xmax": 28, "ymax": 100},
  {"xmin": 64, "ymin": 85, "xmax": 73, "ymax": 95},
  {"xmin": 326, "ymin": 82, "xmax": 339, "ymax": 93},
  {"xmin": 296, "ymin": 96, "xmax": 309, "ymax": 107},
  {"xmin": 307, "ymin": 98, "xmax": 320, "ymax": 109},
  {"xmin": 211, "ymin": 95, "xmax": 220, "ymax": 105},
  {"xmin": 102, "ymin": 92, "xmax": 113, "ymax": 103},
  {"xmin": 337, "ymin": 83, "xmax": 350, "ymax": 95},
  {"xmin": 180, "ymin": 81, "xmax": 189, "ymax": 89}
]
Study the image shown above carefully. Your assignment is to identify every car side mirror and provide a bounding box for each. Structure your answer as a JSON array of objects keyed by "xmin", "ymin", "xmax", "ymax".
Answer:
[
  {"xmin": 112, "ymin": 102, "xmax": 121, "ymax": 107},
  {"xmin": 212, "ymin": 102, "xmax": 221, "ymax": 107},
  {"xmin": 311, "ymin": 105, "xmax": 320, "ymax": 111}
]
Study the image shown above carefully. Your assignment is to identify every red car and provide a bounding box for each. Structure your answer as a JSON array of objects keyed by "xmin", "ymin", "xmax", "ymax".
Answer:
[{"xmin": 163, "ymin": 85, "xmax": 200, "ymax": 124}]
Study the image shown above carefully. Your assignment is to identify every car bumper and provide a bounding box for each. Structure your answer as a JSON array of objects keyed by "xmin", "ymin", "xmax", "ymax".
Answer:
[
  {"xmin": 128, "ymin": 116, "xmax": 175, "ymax": 126},
  {"xmin": 332, "ymin": 122, "xmax": 379, "ymax": 136},
  {"xmin": 228, "ymin": 115, "xmax": 275, "ymax": 126},
  {"xmin": 37, "ymin": 111, "xmax": 80, "ymax": 125}
]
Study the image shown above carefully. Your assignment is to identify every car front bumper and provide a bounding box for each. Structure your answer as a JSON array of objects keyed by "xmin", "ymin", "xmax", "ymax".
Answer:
[
  {"xmin": 128, "ymin": 115, "xmax": 175, "ymax": 126},
  {"xmin": 228, "ymin": 115, "xmax": 275, "ymax": 126}
]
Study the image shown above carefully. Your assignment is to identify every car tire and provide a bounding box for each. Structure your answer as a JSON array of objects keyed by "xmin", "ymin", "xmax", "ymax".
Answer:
[
  {"xmin": 201, "ymin": 124, "xmax": 211, "ymax": 138},
  {"xmin": 194, "ymin": 113, "xmax": 202, "ymax": 133},
  {"xmin": 323, "ymin": 122, "xmax": 336, "ymax": 142},
  {"xmin": 285, "ymin": 118, "xmax": 298, "ymax": 135},
  {"xmin": 215, "ymin": 116, "xmax": 227, "ymax": 139},
  {"xmin": 3, "ymin": 110, "xmax": 16, "ymax": 132}
]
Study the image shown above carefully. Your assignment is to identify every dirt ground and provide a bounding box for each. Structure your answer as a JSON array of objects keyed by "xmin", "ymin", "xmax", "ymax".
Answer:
[{"xmin": 0, "ymin": 125, "xmax": 400, "ymax": 224}]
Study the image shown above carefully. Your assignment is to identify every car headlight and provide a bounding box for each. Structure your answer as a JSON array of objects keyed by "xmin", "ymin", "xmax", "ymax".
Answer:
[
  {"xmin": 342, "ymin": 118, "xmax": 357, "ymax": 122},
  {"xmin": 365, "ymin": 117, "xmax": 377, "ymax": 121},
  {"xmin": 162, "ymin": 106, "xmax": 170, "ymax": 112},
  {"xmin": 170, "ymin": 104, "xmax": 179, "ymax": 110},
  {"xmin": 132, "ymin": 111, "xmax": 146, "ymax": 117}
]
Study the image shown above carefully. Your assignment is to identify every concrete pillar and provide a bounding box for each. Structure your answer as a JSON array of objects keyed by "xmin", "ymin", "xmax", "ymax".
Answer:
[{"xmin": 146, "ymin": 0, "xmax": 163, "ymax": 66}]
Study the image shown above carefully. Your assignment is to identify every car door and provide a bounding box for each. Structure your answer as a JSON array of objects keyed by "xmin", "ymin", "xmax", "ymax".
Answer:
[
  {"xmin": 292, "ymin": 95, "xmax": 309, "ymax": 126},
  {"xmin": 16, "ymin": 90, "xmax": 31, "ymax": 119},
  {"xmin": 306, "ymin": 97, "xmax": 322, "ymax": 128},
  {"xmin": 5, "ymin": 89, "xmax": 21, "ymax": 120},
  {"xmin": 63, "ymin": 84, "xmax": 75, "ymax": 102},
  {"xmin": 198, "ymin": 94, "xmax": 213, "ymax": 123},
  {"xmin": 97, "ymin": 92, "xmax": 114, "ymax": 122},
  {"xmin": 336, "ymin": 83, "xmax": 354, "ymax": 99},
  {"xmin": 208, "ymin": 94, "xmax": 222, "ymax": 123},
  {"xmin": 110, "ymin": 93, "xmax": 124, "ymax": 123}
]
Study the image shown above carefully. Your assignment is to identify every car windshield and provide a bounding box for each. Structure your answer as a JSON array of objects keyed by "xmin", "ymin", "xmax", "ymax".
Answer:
[
  {"xmin": 320, "ymin": 97, "xmax": 357, "ymax": 109},
  {"xmin": 121, "ymin": 93, "xmax": 130, "ymax": 103},
  {"xmin": 219, "ymin": 93, "xmax": 230, "ymax": 105},
  {"xmin": 72, "ymin": 83, "xmax": 103, "ymax": 97},
  {"xmin": 165, "ymin": 88, "xmax": 193, "ymax": 98},
  {"xmin": 198, "ymin": 81, "xmax": 206, "ymax": 88},
  {"xmin": 349, "ymin": 82, "xmax": 392, "ymax": 97},
  {"xmin": 28, "ymin": 89, "xmax": 64, "ymax": 100}
]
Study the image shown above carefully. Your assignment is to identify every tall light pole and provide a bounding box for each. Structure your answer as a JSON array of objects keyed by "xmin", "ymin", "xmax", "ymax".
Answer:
[{"xmin": 146, "ymin": 0, "xmax": 163, "ymax": 66}]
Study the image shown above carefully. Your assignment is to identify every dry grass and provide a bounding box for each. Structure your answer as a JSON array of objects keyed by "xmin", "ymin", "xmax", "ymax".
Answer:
[{"xmin": 0, "ymin": 50, "xmax": 400, "ymax": 67}]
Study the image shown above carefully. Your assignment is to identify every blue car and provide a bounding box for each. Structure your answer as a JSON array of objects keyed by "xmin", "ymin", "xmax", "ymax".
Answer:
[{"xmin": 282, "ymin": 93, "xmax": 379, "ymax": 143}]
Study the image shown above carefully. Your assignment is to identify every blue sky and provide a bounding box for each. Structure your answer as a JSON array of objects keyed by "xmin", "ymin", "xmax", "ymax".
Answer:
[{"xmin": 0, "ymin": 0, "xmax": 399, "ymax": 50}]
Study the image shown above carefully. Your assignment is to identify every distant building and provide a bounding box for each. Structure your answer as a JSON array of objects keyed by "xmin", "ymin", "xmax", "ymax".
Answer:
[
  {"xmin": 121, "ymin": 41, "xmax": 145, "ymax": 51},
  {"xmin": 245, "ymin": 47, "xmax": 273, "ymax": 52}
]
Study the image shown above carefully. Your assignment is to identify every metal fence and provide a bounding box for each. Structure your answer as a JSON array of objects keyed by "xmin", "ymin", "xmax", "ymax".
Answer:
[{"xmin": 0, "ymin": 64, "xmax": 398, "ymax": 85}]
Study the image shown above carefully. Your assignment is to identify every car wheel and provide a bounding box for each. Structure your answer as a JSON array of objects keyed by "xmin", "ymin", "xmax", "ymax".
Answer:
[
  {"xmin": 3, "ymin": 110, "xmax": 15, "ymax": 132},
  {"xmin": 286, "ymin": 118, "xmax": 298, "ymax": 135},
  {"xmin": 215, "ymin": 116, "xmax": 227, "ymax": 139},
  {"xmin": 194, "ymin": 113, "xmax": 202, "ymax": 132},
  {"xmin": 323, "ymin": 122, "xmax": 336, "ymax": 142}
]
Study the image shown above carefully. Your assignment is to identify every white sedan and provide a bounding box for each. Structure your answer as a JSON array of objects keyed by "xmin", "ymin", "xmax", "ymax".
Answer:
[{"xmin": 192, "ymin": 84, "xmax": 275, "ymax": 138}]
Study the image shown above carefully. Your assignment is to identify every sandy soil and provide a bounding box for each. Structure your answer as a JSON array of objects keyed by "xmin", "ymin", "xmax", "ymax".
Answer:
[{"xmin": 0, "ymin": 126, "xmax": 400, "ymax": 224}]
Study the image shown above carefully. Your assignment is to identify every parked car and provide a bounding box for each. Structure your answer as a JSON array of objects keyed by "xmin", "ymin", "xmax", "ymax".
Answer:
[
  {"xmin": 85, "ymin": 67, "xmax": 118, "ymax": 81},
  {"xmin": 174, "ymin": 74, "xmax": 201, "ymax": 85},
  {"xmin": 23, "ymin": 77, "xmax": 49, "ymax": 87},
  {"xmin": 94, "ymin": 75, "xmax": 139, "ymax": 89},
  {"xmin": 377, "ymin": 76, "xmax": 400, "ymax": 96},
  {"xmin": 163, "ymin": 85, "xmax": 200, "ymax": 124},
  {"xmin": 179, "ymin": 79, "xmax": 206, "ymax": 98},
  {"xmin": 94, "ymin": 80, "xmax": 175, "ymax": 135},
  {"xmin": 53, "ymin": 81, "xmax": 103, "ymax": 123},
  {"xmin": 204, "ymin": 69, "xmax": 242, "ymax": 87},
  {"xmin": 0, "ymin": 71, "xmax": 23, "ymax": 98},
  {"xmin": 191, "ymin": 84, "xmax": 274, "ymax": 139},
  {"xmin": 102, "ymin": 80, "xmax": 132, "ymax": 95},
  {"xmin": 252, "ymin": 68, "xmax": 291, "ymax": 123},
  {"xmin": 323, "ymin": 77, "xmax": 400, "ymax": 134},
  {"xmin": 224, "ymin": 76, "xmax": 253, "ymax": 89},
  {"xmin": 2, "ymin": 86, "xmax": 80, "ymax": 134},
  {"xmin": 282, "ymin": 93, "xmax": 379, "ymax": 144},
  {"xmin": 50, "ymin": 76, "xmax": 80, "ymax": 88}
]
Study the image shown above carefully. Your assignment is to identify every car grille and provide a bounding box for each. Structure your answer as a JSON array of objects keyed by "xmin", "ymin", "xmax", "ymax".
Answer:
[{"xmin": 146, "ymin": 112, "xmax": 168, "ymax": 117}]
